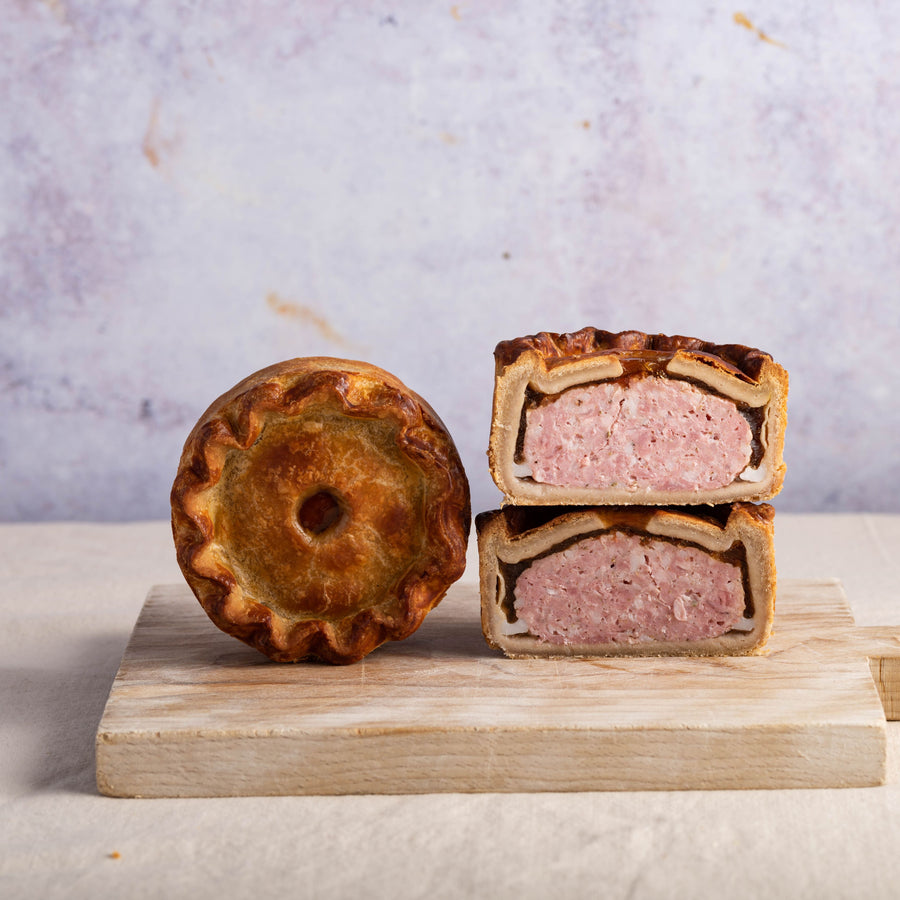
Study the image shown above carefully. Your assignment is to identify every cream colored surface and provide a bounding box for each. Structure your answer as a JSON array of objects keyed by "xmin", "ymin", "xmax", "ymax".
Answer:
[{"xmin": 3, "ymin": 516, "xmax": 900, "ymax": 897}]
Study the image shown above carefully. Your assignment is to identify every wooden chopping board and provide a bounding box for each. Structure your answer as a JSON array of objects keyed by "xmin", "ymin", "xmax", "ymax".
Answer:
[{"xmin": 96, "ymin": 579, "xmax": 900, "ymax": 797}]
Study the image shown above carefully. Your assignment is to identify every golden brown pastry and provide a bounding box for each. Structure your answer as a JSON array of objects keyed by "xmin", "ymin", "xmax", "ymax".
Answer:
[
  {"xmin": 488, "ymin": 328, "xmax": 788, "ymax": 506},
  {"xmin": 171, "ymin": 357, "xmax": 471, "ymax": 663},
  {"xmin": 477, "ymin": 503, "xmax": 775, "ymax": 658}
]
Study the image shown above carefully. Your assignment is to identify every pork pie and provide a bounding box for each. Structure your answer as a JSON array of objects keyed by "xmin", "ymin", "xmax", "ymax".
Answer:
[
  {"xmin": 171, "ymin": 357, "xmax": 471, "ymax": 664},
  {"xmin": 477, "ymin": 503, "xmax": 775, "ymax": 658},
  {"xmin": 488, "ymin": 328, "xmax": 788, "ymax": 506}
]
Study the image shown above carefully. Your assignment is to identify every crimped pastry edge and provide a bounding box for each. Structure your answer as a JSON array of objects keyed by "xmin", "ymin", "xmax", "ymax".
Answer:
[
  {"xmin": 171, "ymin": 357, "xmax": 471, "ymax": 664},
  {"xmin": 476, "ymin": 503, "xmax": 776, "ymax": 659},
  {"xmin": 488, "ymin": 328, "xmax": 788, "ymax": 506},
  {"xmin": 493, "ymin": 328, "xmax": 773, "ymax": 379}
]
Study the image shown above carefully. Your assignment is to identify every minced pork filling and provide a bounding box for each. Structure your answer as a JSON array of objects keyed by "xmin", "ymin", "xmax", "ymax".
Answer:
[
  {"xmin": 514, "ymin": 531, "xmax": 745, "ymax": 645},
  {"xmin": 522, "ymin": 376, "xmax": 752, "ymax": 492}
]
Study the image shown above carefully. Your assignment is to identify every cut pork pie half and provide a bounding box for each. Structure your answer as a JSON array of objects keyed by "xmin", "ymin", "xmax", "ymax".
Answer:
[
  {"xmin": 488, "ymin": 328, "xmax": 788, "ymax": 506},
  {"xmin": 477, "ymin": 503, "xmax": 776, "ymax": 658}
]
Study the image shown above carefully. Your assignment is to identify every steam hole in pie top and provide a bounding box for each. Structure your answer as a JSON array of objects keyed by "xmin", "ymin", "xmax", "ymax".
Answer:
[{"xmin": 297, "ymin": 490, "xmax": 344, "ymax": 536}]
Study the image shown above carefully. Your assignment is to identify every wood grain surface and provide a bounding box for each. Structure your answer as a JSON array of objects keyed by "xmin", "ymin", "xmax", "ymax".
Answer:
[{"xmin": 96, "ymin": 579, "xmax": 900, "ymax": 797}]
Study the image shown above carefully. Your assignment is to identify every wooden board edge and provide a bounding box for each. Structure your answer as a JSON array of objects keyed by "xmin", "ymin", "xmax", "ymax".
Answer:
[
  {"xmin": 95, "ymin": 721, "xmax": 887, "ymax": 798},
  {"xmin": 837, "ymin": 626, "xmax": 900, "ymax": 721},
  {"xmin": 869, "ymin": 657, "xmax": 900, "ymax": 721}
]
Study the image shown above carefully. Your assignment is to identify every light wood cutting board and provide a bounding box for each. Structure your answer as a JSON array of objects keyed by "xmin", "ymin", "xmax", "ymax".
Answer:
[{"xmin": 96, "ymin": 579, "xmax": 900, "ymax": 797}]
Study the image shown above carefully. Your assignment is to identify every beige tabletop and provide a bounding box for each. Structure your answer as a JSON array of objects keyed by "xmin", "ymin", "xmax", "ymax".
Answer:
[{"xmin": 2, "ymin": 515, "xmax": 900, "ymax": 899}]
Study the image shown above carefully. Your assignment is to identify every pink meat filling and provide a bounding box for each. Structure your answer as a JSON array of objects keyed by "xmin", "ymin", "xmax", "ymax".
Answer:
[
  {"xmin": 514, "ymin": 531, "xmax": 745, "ymax": 645},
  {"xmin": 523, "ymin": 376, "xmax": 753, "ymax": 492}
]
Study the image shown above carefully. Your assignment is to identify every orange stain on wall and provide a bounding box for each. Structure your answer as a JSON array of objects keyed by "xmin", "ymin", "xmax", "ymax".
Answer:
[
  {"xmin": 733, "ymin": 12, "xmax": 786, "ymax": 48},
  {"xmin": 266, "ymin": 293, "xmax": 349, "ymax": 347},
  {"xmin": 142, "ymin": 100, "xmax": 181, "ymax": 169},
  {"xmin": 142, "ymin": 102, "xmax": 162, "ymax": 168}
]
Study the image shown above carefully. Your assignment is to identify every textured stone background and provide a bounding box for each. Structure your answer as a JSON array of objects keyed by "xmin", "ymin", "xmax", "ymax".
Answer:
[{"xmin": 3, "ymin": 2, "xmax": 899, "ymax": 520}]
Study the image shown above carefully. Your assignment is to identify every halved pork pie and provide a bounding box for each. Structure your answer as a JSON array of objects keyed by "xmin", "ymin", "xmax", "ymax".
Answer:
[
  {"xmin": 477, "ymin": 503, "xmax": 775, "ymax": 658},
  {"xmin": 488, "ymin": 328, "xmax": 788, "ymax": 506}
]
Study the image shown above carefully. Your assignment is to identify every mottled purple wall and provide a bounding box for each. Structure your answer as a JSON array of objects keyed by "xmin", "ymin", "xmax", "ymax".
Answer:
[{"xmin": 3, "ymin": 2, "xmax": 899, "ymax": 520}]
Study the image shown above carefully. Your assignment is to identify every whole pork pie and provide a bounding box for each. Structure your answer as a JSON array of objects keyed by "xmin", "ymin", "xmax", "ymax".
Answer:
[
  {"xmin": 171, "ymin": 357, "xmax": 471, "ymax": 664},
  {"xmin": 488, "ymin": 328, "xmax": 788, "ymax": 506}
]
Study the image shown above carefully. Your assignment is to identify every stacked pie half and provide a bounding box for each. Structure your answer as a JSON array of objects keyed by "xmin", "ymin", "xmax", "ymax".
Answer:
[{"xmin": 477, "ymin": 328, "xmax": 789, "ymax": 658}]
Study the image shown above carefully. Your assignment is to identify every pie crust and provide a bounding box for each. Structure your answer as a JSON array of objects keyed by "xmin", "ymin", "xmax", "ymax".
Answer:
[
  {"xmin": 477, "ymin": 502, "xmax": 776, "ymax": 658},
  {"xmin": 488, "ymin": 328, "xmax": 788, "ymax": 505},
  {"xmin": 171, "ymin": 357, "xmax": 471, "ymax": 663}
]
